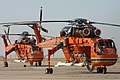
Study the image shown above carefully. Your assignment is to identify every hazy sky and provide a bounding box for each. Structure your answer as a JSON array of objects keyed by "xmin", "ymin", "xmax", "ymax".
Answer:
[{"xmin": 0, "ymin": 0, "xmax": 120, "ymax": 58}]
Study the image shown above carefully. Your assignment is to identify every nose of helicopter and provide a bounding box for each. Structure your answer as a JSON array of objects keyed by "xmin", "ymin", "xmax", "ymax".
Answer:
[{"xmin": 91, "ymin": 51, "xmax": 118, "ymax": 67}]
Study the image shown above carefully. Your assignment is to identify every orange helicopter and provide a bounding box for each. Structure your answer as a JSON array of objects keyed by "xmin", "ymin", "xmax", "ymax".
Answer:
[
  {"xmin": 37, "ymin": 18, "xmax": 119, "ymax": 74},
  {"xmin": 0, "ymin": 31, "xmax": 44, "ymax": 67},
  {"xmin": 0, "ymin": 7, "xmax": 119, "ymax": 74},
  {"xmin": 0, "ymin": 8, "xmax": 49, "ymax": 67}
]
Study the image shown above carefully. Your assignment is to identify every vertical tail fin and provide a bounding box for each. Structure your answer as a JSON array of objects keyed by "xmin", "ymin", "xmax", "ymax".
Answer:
[{"xmin": 1, "ymin": 35, "xmax": 8, "ymax": 47}]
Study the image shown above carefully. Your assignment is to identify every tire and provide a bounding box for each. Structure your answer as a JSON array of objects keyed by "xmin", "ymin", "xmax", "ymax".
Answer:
[
  {"xmin": 35, "ymin": 62, "xmax": 37, "ymax": 67},
  {"xmin": 39, "ymin": 62, "xmax": 42, "ymax": 66},
  {"xmin": 86, "ymin": 64, "xmax": 94, "ymax": 72},
  {"xmin": 100, "ymin": 67, "xmax": 103, "ymax": 73},
  {"xmin": 50, "ymin": 68, "xmax": 53, "ymax": 74},
  {"xmin": 97, "ymin": 67, "xmax": 105, "ymax": 73},
  {"xmin": 45, "ymin": 68, "xmax": 49, "ymax": 74},
  {"xmin": 4, "ymin": 62, "xmax": 8, "ymax": 67},
  {"xmin": 24, "ymin": 65, "xmax": 27, "ymax": 67},
  {"xmin": 97, "ymin": 67, "xmax": 101, "ymax": 73},
  {"xmin": 103, "ymin": 67, "xmax": 107, "ymax": 74}
]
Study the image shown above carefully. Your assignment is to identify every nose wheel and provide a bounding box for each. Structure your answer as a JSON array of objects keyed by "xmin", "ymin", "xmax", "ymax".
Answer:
[
  {"xmin": 45, "ymin": 68, "xmax": 53, "ymax": 74},
  {"xmin": 97, "ymin": 67, "xmax": 107, "ymax": 74},
  {"xmin": 4, "ymin": 62, "xmax": 8, "ymax": 67}
]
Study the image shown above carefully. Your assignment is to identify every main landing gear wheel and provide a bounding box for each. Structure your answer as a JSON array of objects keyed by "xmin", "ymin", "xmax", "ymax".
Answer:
[
  {"xmin": 102, "ymin": 67, "xmax": 107, "ymax": 74},
  {"xmin": 82, "ymin": 53, "xmax": 94, "ymax": 72},
  {"xmin": 38, "ymin": 62, "xmax": 42, "ymax": 66},
  {"xmin": 97, "ymin": 67, "xmax": 107, "ymax": 74},
  {"xmin": 4, "ymin": 62, "xmax": 8, "ymax": 67},
  {"xmin": 24, "ymin": 65, "xmax": 27, "ymax": 67},
  {"xmin": 86, "ymin": 64, "xmax": 94, "ymax": 72},
  {"xmin": 45, "ymin": 68, "xmax": 53, "ymax": 74},
  {"xmin": 35, "ymin": 62, "xmax": 37, "ymax": 67}
]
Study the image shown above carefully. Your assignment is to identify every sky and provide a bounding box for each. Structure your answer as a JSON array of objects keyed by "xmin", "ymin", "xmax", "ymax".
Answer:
[{"xmin": 0, "ymin": 0, "xmax": 120, "ymax": 58}]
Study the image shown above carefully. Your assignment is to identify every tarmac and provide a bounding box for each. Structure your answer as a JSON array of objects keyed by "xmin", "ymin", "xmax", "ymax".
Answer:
[{"xmin": 0, "ymin": 58, "xmax": 120, "ymax": 80}]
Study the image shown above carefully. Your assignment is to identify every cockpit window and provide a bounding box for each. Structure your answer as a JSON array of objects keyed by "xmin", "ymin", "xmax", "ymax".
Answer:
[
  {"xmin": 60, "ymin": 26, "xmax": 72, "ymax": 36},
  {"xmin": 62, "ymin": 26, "xmax": 71, "ymax": 32},
  {"xmin": 98, "ymin": 40, "xmax": 115, "ymax": 48},
  {"xmin": 98, "ymin": 41, "xmax": 106, "ymax": 48},
  {"xmin": 108, "ymin": 40, "xmax": 115, "ymax": 48}
]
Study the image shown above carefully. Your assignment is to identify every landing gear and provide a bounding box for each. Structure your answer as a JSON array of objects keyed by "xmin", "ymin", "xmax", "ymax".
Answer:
[
  {"xmin": 4, "ymin": 61, "xmax": 8, "ymax": 67},
  {"xmin": 38, "ymin": 62, "xmax": 42, "ymax": 66},
  {"xmin": 102, "ymin": 67, "xmax": 107, "ymax": 74},
  {"xmin": 35, "ymin": 62, "xmax": 37, "ymax": 67},
  {"xmin": 4, "ymin": 54, "xmax": 8, "ymax": 67},
  {"xmin": 30, "ymin": 62, "xmax": 41, "ymax": 67},
  {"xmin": 45, "ymin": 50, "xmax": 54, "ymax": 74},
  {"xmin": 24, "ymin": 65, "xmax": 27, "ymax": 67},
  {"xmin": 86, "ymin": 64, "xmax": 94, "ymax": 72},
  {"xmin": 30, "ymin": 62, "xmax": 33, "ymax": 66},
  {"xmin": 82, "ymin": 53, "xmax": 94, "ymax": 72},
  {"xmin": 97, "ymin": 67, "xmax": 107, "ymax": 74},
  {"xmin": 45, "ymin": 68, "xmax": 53, "ymax": 74}
]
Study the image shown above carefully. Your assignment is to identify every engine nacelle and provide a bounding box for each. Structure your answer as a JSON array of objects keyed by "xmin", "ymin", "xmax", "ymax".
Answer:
[
  {"xmin": 82, "ymin": 28, "xmax": 90, "ymax": 36},
  {"xmin": 94, "ymin": 29, "xmax": 101, "ymax": 37}
]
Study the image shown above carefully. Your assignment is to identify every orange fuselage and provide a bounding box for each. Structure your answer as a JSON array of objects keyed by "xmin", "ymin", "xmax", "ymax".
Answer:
[{"xmin": 38, "ymin": 37, "xmax": 118, "ymax": 67}]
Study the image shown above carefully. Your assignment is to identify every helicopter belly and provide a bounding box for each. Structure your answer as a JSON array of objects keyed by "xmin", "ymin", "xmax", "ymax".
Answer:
[{"xmin": 27, "ymin": 51, "xmax": 43, "ymax": 62}]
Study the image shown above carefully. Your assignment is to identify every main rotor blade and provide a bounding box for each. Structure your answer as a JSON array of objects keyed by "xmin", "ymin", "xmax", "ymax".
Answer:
[
  {"xmin": 41, "ymin": 20, "xmax": 72, "ymax": 23},
  {"xmin": 91, "ymin": 21, "xmax": 120, "ymax": 27},
  {"xmin": 0, "ymin": 33, "xmax": 36, "ymax": 36},
  {"xmin": 0, "ymin": 20, "xmax": 72, "ymax": 27},
  {"xmin": 0, "ymin": 21, "xmax": 38, "ymax": 26},
  {"xmin": 1, "ymin": 33, "xmax": 21, "ymax": 36}
]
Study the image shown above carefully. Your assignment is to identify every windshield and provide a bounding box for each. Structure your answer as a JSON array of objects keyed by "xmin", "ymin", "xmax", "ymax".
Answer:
[
  {"xmin": 98, "ymin": 40, "xmax": 115, "ymax": 48},
  {"xmin": 98, "ymin": 41, "xmax": 106, "ymax": 48},
  {"xmin": 62, "ymin": 26, "xmax": 71, "ymax": 32},
  {"xmin": 108, "ymin": 40, "xmax": 115, "ymax": 48}
]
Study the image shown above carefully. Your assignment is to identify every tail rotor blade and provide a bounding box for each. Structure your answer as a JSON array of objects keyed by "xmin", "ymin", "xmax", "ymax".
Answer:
[
  {"xmin": 42, "ymin": 37, "xmax": 46, "ymax": 41},
  {"xmin": 41, "ymin": 27, "xmax": 48, "ymax": 33},
  {"xmin": 38, "ymin": 7, "xmax": 48, "ymax": 33},
  {"xmin": 8, "ymin": 27, "xmax": 10, "ymax": 34},
  {"xmin": 4, "ymin": 30, "xmax": 7, "ymax": 34},
  {"xmin": 40, "ymin": 6, "xmax": 42, "ymax": 24}
]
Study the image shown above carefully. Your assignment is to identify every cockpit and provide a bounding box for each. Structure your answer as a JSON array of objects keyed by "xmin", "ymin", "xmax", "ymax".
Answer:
[
  {"xmin": 60, "ymin": 26, "xmax": 72, "ymax": 36},
  {"xmin": 98, "ymin": 39, "xmax": 115, "ymax": 48},
  {"xmin": 94, "ymin": 39, "xmax": 116, "ymax": 55},
  {"xmin": 16, "ymin": 31, "xmax": 36, "ymax": 45}
]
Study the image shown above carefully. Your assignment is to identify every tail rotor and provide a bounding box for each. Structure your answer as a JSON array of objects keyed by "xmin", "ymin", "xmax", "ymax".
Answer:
[
  {"xmin": 3, "ymin": 26, "xmax": 11, "ymax": 44},
  {"xmin": 38, "ymin": 7, "xmax": 48, "ymax": 33}
]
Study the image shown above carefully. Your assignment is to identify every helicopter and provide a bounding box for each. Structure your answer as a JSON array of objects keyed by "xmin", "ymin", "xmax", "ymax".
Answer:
[
  {"xmin": 0, "ymin": 7, "xmax": 119, "ymax": 74},
  {"xmin": 37, "ymin": 18, "xmax": 119, "ymax": 74},
  {"xmin": 0, "ymin": 9, "xmax": 49, "ymax": 67},
  {"xmin": 0, "ymin": 28, "xmax": 46, "ymax": 67}
]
